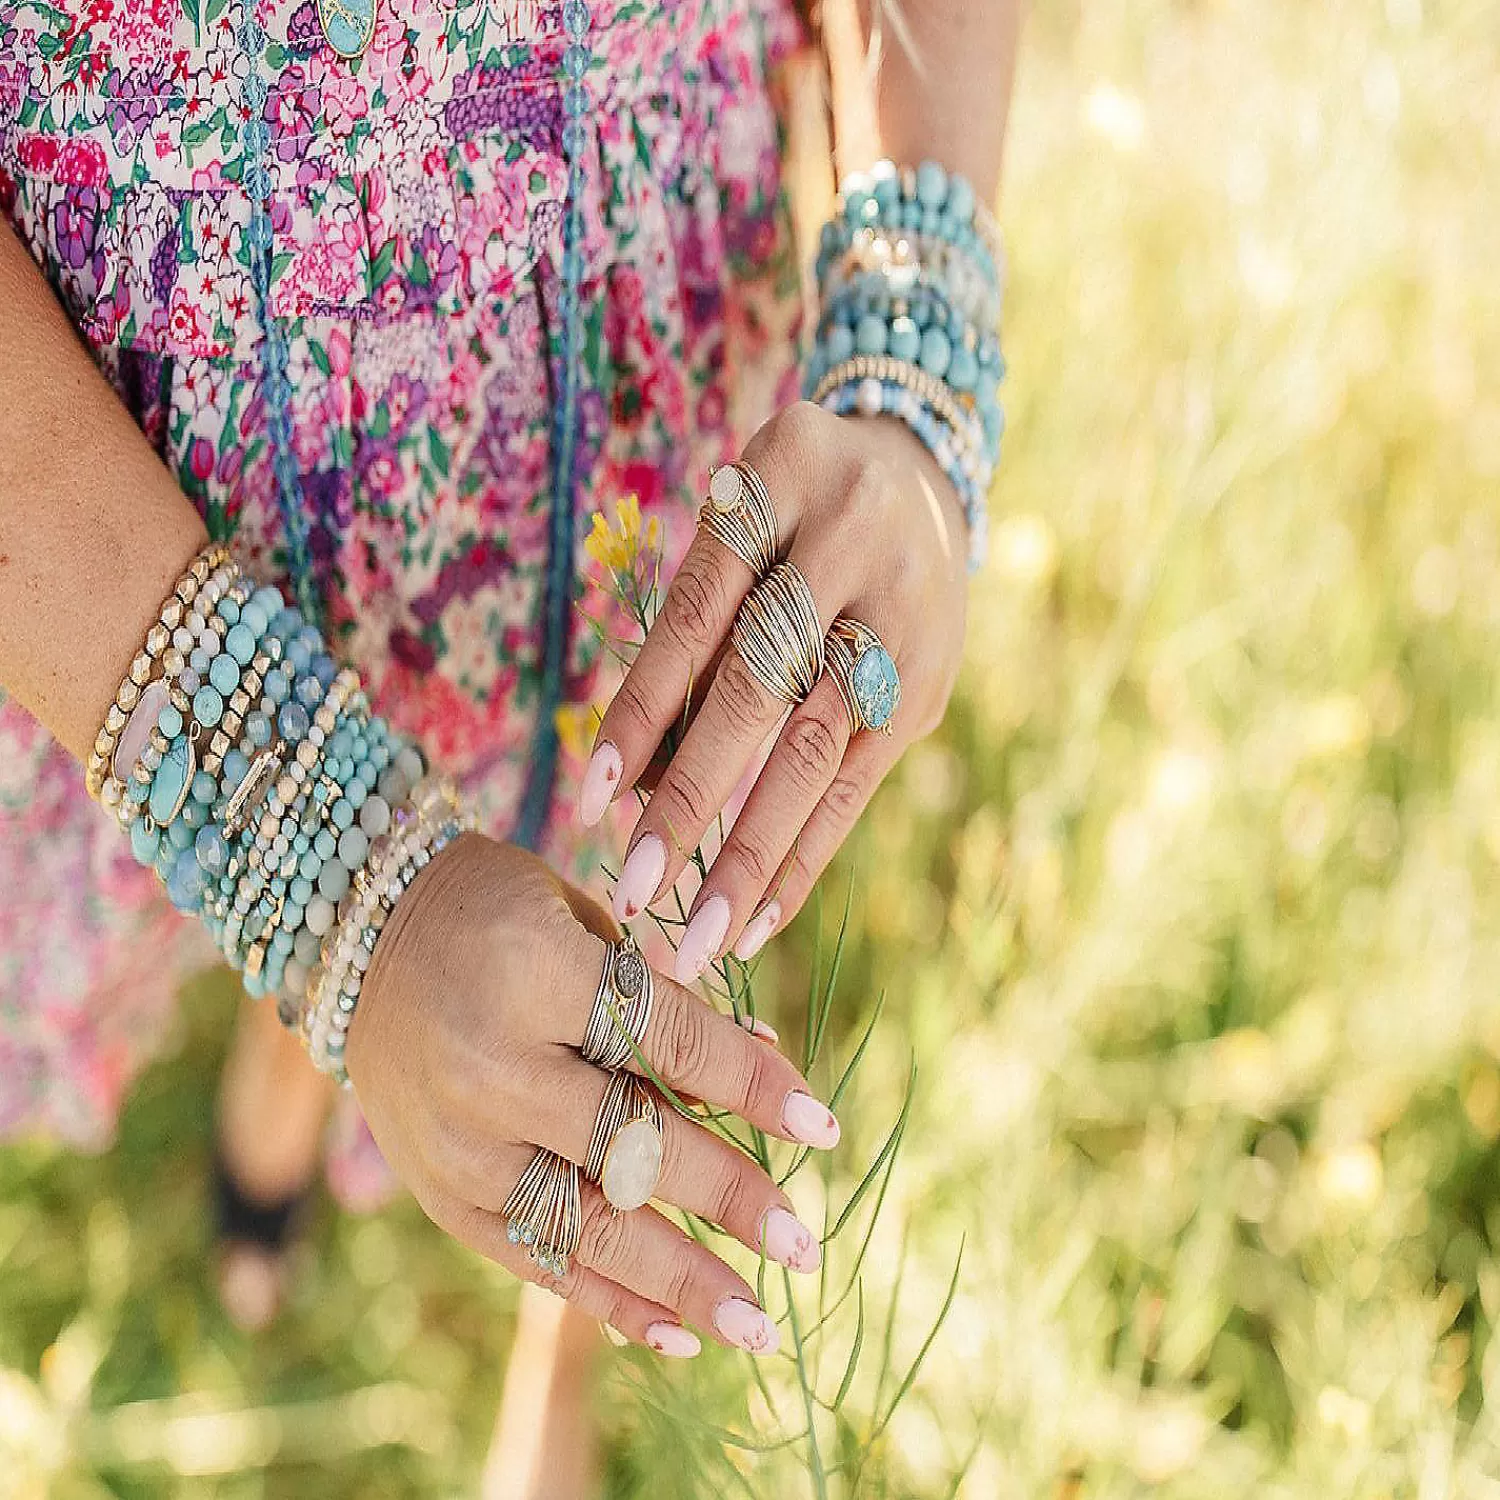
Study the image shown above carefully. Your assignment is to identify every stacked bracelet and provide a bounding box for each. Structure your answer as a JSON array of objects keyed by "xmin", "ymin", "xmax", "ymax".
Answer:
[
  {"xmin": 802, "ymin": 159, "xmax": 1006, "ymax": 571},
  {"xmin": 89, "ymin": 543, "xmax": 475, "ymax": 1082}
]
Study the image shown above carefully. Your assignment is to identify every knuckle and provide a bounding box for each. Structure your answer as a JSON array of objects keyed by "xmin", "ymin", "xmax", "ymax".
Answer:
[
  {"xmin": 609, "ymin": 677, "xmax": 660, "ymax": 745},
  {"xmin": 661, "ymin": 1244, "xmax": 698, "ymax": 1314},
  {"xmin": 823, "ymin": 768, "xmax": 867, "ymax": 824},
  {"xmin": 758, "ymin": 400, "xmax": 824, "ymax": 472},
  {"xmin": 741, "ymin": 1041, "xmax": 783, "ymax": 1121},
  {"xmin": 580, "ymin": 1193, "xmax": 631, "ymax": 1268},
  {"xmin": 660, "ymin": 999, "xmax": 714, "ymax": 1084},
  {"xmin": 717, "ymin": 651, "xmax": 773, "ymax": 727},
  {"xmin": 720, "ymin": 833, "xmax": 773, "ymax": 894},
  {"xmin": 842, "ymin": 456, "xmax": 898, "ymax": 526},
  {"xmin": 663, "ymin": 561, "xmax": 728, "ymax": 653},
  {"xmin": 661, "ymin": 759, "xmax": 712, "ymax": 832},
  {"xmin": 783, "ymin": 702, "xmax": 845, "ymax": 790},
  {"xmin": 708, "ymin": 1163, "xmax": 761, "ymax": 1238}
]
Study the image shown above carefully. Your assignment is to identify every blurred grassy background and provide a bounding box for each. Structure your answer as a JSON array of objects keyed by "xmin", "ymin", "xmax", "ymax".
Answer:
[{"xmin": 6, "ymin": 0, "xmax": 1500, "ymax": 1493}]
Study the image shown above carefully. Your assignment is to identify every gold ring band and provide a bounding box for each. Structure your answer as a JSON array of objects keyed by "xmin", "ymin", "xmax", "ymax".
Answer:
[
  {"xmin": 581, "ymin": 935, "xmax": 655, "ymax": 1071},
  {"xmin": 699, "ymin": 461, "xmax": 778, "ymax": 576},
  {"xmin": 503, "ymin": 1149, "xmax": 583, "ymax": 1278},
  {"xmin": 729, "ymin": 561, "xmax": 825, "ymax": 705},
  {"xmin": 584, "ymin": 1072, "xmax": 664, "ymax": 1213}
]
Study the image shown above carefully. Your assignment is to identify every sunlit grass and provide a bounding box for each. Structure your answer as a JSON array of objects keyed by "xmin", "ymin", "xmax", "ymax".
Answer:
[{"xmin": 5, "ymin": 0, "xmax": 1500, "ymax": 1494}]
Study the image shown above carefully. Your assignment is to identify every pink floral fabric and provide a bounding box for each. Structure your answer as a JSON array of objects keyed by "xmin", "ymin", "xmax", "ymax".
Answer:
[{"xmin": 0, "ymin": 0, "xmax": 806, "ymax": 1163}]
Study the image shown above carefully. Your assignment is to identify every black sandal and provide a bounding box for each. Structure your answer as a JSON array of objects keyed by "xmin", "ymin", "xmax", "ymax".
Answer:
[{"xmin": 211, "ymin": 1150, "xmax": 312, "ymax": 1329}]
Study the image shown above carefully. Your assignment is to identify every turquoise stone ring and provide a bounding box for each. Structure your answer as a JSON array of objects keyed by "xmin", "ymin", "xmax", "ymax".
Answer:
[{"xmin": 826, "ymin": 617, "xmax": 901, "ymax": 736}]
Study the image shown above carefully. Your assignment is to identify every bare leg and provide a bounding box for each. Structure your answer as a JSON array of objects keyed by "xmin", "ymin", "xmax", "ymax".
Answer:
[
  {"xmin": 215, "ymin": 992, "xmax": 332, "ymax": 1330},
  {"xmin": 482, "ymin": 1288, "xmax": 602, "ymax": 1500}
]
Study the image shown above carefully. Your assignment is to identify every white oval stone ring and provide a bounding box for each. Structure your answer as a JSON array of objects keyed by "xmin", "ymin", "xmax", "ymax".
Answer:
[
  {"xmin": 699, "ymin": 460, "xmax": 779, "ymax": 576},
  {"xmin": 584, "ymin": 1072, "xmax": 665, "ymax": 1213}
]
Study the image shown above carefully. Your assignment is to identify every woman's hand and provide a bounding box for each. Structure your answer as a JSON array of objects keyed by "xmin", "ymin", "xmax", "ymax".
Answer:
[
  {"xmin": 345, "ymin": 832, "xmax": 839, "ymax": 1357},
  {"xmin": 579, "ymin": 402, "xmax": 970, "ymax": 980}
]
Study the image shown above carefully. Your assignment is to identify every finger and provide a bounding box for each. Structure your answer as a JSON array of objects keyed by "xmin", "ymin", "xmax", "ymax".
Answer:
[
  {"xmin": 570, "ymin": 1186, "xmax": 782, "ymax": 1354},
  {"xmin": 671, "ymin": 674, "xmax": 852, "ymax": 984},
  {"xmin": 579, "ymin": 404, "xmax": 827, "ymax": 831},
  {"xmin": 417, "ymin": 1183, "xmax": 699, "ymax": 1357},
  {"xmin": 429, "ymin": 1148, "xmax": 784, "ymax": 1356},
  {"xmin": 631, "ymin": 957, "xmax": 841, "ymax": 1150},
  {"xmin": 746, "ymin": 729, "xmax": 904, "ymax": 940},
  {"xmin": 611, "ymin": 541, "xmax": 852, "ymax": 927},
  {"xmin": 551, "ymin": 928, "xmax": 840, "ymax": 1150},
  {"xmin": 533, "ymin": 1052, "xmax": 820, "ymax": 1273}
]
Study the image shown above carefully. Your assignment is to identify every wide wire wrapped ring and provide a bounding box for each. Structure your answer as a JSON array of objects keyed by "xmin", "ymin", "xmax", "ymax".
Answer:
[
  {"xmin": 730, "ymin": 561, "xmax": 826, "ymax": 705},
  {"xmin": 581, "ymin": 934, "xmax": 655, "ymax": 1071},
  {"xmin": 503, "ymin": 1149, "xmax": 583, "ymax": 1277},
  {"xmin": 584, "ymin": 1072, "xmax": 665, "ymax": 1213},
  {"xmin": 699, "ymin": 461, "xmax": 779, "ymax": 576},
  {"xmin": 824, "ymin": 617, "xmax": 902, "ymax": 735}
]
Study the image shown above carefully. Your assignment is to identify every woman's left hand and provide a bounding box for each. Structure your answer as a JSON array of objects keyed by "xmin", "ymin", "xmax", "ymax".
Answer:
[{"xmin": 578, "ymin": 401, "xmax": 971, "ymax": 981}]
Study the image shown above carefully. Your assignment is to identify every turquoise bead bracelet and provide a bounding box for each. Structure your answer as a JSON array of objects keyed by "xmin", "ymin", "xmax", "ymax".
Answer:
[
  {"xmin": 804, "ymin": 159, "xmax": 1006, "ymax": 568},
  {"xmin": 91, "ymin": 544, "xmax": 473, "ymax": 1079}
]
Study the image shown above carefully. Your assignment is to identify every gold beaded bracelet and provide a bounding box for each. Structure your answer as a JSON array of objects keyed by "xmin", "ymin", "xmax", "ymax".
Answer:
[
  {"xmin": 87, "ymin": 543, "xmax": 234, "ymax": 806},
  {"xmin": 809, "ymin": 354, "xmax": 987, "ymax": 451}
]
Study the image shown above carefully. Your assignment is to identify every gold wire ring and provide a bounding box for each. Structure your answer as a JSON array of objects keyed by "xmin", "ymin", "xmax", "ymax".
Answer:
[
  {"xmin": 699, "ymin": 461, "xmax": 779, "ymax": 576},
  {"xmin": 823, "ymin": 616, "xmax": 902, "ymax": 736},
  {"xmin": 581, "ymin": 935, "xmax": 655, "ymax": 1072},
  {"xmin": 729, "ymin": 561, "xmax": 825, "ymax": 705},
  {"xmin": 503, "ymin": 1149, "xmax": 583, "ymax": 1278},
  {"xmin": 584, "ymin": 1072, "xmax": 664, "ymax": 1213}
]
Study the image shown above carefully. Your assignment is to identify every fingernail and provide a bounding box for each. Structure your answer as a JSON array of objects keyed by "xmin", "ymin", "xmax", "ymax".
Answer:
[
  {"xmin": 740, "ymin": 1013, "xmax": 780, "ymax": 1045},
  {"xmin": 674, "ymin": 895, "xmax": 731, "ymax": 984},
  {"xmin": 782, "ymin": 1091, "xmax": 841, "ymax": 1149},
  {"xmin": 579, "ymin": 742, "xmax": 622, "ymax": 828},
  {"xmin": 613, "ymin": 835, "xmax": 665, "ymax": 922},
  {"xmin": 733, "ymin": 900, "xmax": 781, "ymax": 961},
  {"xmin": 761, "ymin": 1206, "xmax": 821, "ymax": 1274},
  {"xmin": 645, "ymin": 1321, "xmax": 701, "ymax": 1358},
  {"xmin": 713, "ymin": 1297, "xmax": 781, "ymax": 1355}
]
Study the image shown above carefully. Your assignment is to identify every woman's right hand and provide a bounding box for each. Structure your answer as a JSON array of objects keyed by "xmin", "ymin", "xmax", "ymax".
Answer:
[{"xmin": 344, "ymin": 832, "xmax": 839, "ymax": 1358}]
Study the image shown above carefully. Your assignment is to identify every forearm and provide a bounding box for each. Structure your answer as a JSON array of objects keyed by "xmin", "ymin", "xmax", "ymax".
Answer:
[
  {"xmin": 0, "ymin": 223, "xmax": 208, "ymax": 763},
  {"xmin": 829, "ymin": 0, "xmax": 1020, "ymax": 200}
]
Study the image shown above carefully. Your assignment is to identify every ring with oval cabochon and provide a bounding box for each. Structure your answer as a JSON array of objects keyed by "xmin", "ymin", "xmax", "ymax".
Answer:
[{"xmin": 585, "ymin": 1072, "xmax": 664, "ymax": 1213}]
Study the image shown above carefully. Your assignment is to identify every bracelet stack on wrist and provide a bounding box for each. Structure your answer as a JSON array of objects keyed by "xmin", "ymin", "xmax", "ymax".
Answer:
[
  {"xmin": 802, "ymin": 159, "xmax": 1006, "ymax": 570},
  {"xmin": 87, "ymin": 543, "xmax": 475, "ymax": 1083}
]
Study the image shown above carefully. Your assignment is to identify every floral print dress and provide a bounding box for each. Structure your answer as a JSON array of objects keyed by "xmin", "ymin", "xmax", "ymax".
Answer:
[{"xmin": 0, "ymin": 0, "xmax": 806, "ymax": 1164}]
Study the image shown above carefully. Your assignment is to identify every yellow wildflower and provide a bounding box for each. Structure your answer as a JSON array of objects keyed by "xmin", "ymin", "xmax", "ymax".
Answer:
[
  {"xmin": 554, "ymin": 701, "xmax": 603, "ymax": 762},
  {"xmin": 614, "ymin": 493, "xmax": 642, "ymax": 545},
  {"xmin": 584, "ymin": 511, "xmax": 630, "ymax": 573}
]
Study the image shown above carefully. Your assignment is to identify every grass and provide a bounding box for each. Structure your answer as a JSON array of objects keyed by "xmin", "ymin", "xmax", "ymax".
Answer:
[{"xmin": 5, "ymin": 0, "xmax": 1500, "ymax": 1494}]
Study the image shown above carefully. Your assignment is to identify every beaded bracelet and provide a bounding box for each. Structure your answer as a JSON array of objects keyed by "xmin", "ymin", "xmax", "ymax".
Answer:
[
  {"xmin": 89, "ymin": 546, "xmax": 233, "ymax": 807},
  {"xmin": 803, "ymin": 159, "xmax": 1006, "ymax": 571},
  {"xmin": 87, "ymin": 543, "xmax": 474, "ymax": 1082},
  {"xmin": 302, "ymin": 780, "xmax": 472, "ymax": 1083}
]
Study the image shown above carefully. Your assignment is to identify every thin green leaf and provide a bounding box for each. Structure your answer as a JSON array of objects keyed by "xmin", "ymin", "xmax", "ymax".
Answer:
[
  {"xmin": 832, "ymin": 1280, "xmax": 865, "ymax": 1412},
  {"xmin": 828, "ymin": 1058, "xmax": 916, "ymax": 1239},
  {"xmin": 807, "ymin": 877, "xmax": 855, "ymax": 1069},
  {"xmin": 866, "ymin": 1240, "xmax": 966, "ymax": 1449}
]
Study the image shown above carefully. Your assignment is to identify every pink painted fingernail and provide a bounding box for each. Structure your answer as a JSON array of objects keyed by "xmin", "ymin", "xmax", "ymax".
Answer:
[
  {"xmin": 733, "ymin": 900, "xmax": 781, "ymax": 961},
  {"xmin": 761, "ymin": 1207, "xmax": 821, "ymax": 1274},
  {"xmin": 740, "ymin": 1014, "xmax": 780, "ymax": 1045},
  {"xmin": 713, "ymin": 1297, "xmax": 781, "ymax": 1355},
  {"xmin": 645, "ymin": 1321, "xmax": 701, "ymax": 1359},
  {"xmin": 782, "ymin": 1091, "xmax": 841, "ymax": 1149},
  {"xmin": 674, "ymin": 895, "xmax": 730, "ymax": 984},
  {"xmin": 579, "ymin": 742, "xmax": 622, "ymax": 828},
  {"xmin": 613, "ymin": 835, "xmax": 665, "ymax": 922}
]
